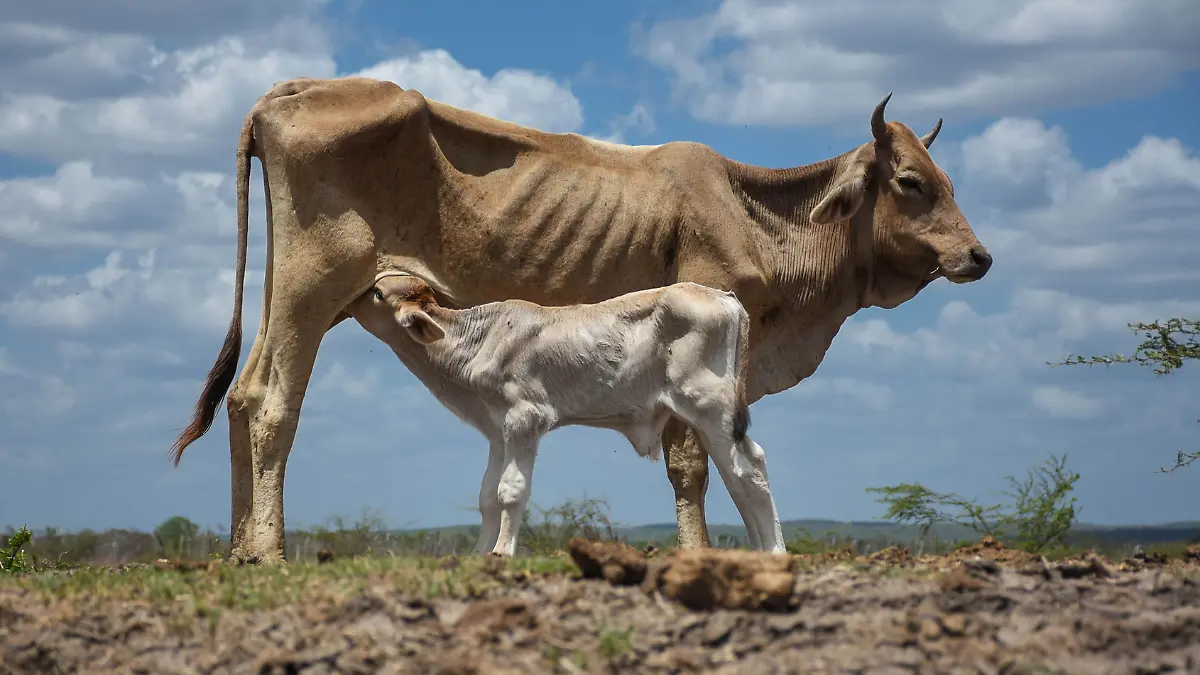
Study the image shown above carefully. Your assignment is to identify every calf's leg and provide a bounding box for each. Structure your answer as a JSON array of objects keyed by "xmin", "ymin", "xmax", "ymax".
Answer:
[
  {"xmin": 492, "ymin": 434, "xmax": 539, "ymax": 557},
  {"xmin": 705, "ymin": 431, "xmax": 785, "ymax": 554},
  {"xmin": 668, "ymin": 415, "xmax": 762, "ymax": 550},
  {"xmin": 473, "ymin": 440, "xmax": 505, "ymax": 555}
]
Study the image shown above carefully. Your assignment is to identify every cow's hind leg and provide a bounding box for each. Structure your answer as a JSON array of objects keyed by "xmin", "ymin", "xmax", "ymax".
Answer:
[
  {"xmin": 226, "ymin": 280, "xmax": 357, "ymax": 564},
  {"xmin": 226, "ymin": 328, "xmax": 266, "ymax": 562},
  {"xmin": 661, "ymin": 418, "xmax": 712, "ymax": 549}
]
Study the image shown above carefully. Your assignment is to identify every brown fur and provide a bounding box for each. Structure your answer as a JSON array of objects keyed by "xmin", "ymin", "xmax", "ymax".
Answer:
[{"xmin": 168, "ymin": 77, "xmax": 990, "ymax": 562}]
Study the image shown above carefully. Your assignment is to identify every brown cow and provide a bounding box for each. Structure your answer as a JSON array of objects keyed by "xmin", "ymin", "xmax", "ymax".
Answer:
[{"xmin": 170, "ymin": 77, "xmax": 991, "ymax": 564}]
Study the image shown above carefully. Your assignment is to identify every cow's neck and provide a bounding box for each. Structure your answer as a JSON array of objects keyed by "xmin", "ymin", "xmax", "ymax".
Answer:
[
  {"xmin": 727, "ymin": 152, "xmax": 875, "ymax": 400},
  {"xmin": 730, "ymin": 152, "xmax": 870, "ymax": 315}
]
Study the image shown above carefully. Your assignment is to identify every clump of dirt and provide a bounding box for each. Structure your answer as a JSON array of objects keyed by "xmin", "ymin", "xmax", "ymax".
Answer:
[
  {"xmin": 868, "ymin": 545, "xmax": 911, "ymax": 566},
  {"xmin": 568, "ymin": 537, "xmax": 647, "ymax": 586},
  {"xmin": 642, "ymin": 548, "xmax": 795, "ymax": 612},
  {"xmin": 947, "ymin": 535, "xmax": 1039, "ymax": 565},
  {"xmin": 1185, "ymin": 543, "xmax": 1200, "ymax": 562}
]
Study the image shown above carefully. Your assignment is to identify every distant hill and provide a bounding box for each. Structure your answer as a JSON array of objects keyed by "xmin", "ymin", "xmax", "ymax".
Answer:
[{"xmin": 383, "ymin": 519, "xmax": 1200, "ymax": 548}]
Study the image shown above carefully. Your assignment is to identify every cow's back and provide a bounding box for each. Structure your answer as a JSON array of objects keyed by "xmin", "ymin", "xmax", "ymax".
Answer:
[{"xmin": 248, "ymin": 76, "xmax": 765, "ymax": 333}]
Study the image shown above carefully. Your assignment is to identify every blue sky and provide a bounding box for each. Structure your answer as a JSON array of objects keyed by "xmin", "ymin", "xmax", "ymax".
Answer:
[{"xmin": 2, "ymin": 0, "xmax": 1199, "ymax": 534}]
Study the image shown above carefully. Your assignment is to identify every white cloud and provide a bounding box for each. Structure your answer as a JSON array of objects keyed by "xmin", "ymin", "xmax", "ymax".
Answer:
[
  {"xmin": 0, "ymin": 161, "xmax": 149, "ymax": 247},
  {"xmin": 3, "ymin": 375, "xmax": 77, "ymax": 420},
  {"xmin": 0, "ymin": 37, "xmax": 338, "ymax": 168},
  {"xmin": 355, "ymin": 49, "xmax": 584, "ymax": 133},
  {"xmin": 312, "ymin": 361, "xmax": 383, "ymax": 399},
  {"xmin": 2, "ymin": 0, "xmax": 330, "ymax": 51},
  {"xmin": 958, "ymin": 120, "xmax": 1200, "ymax": 296},
  {"xmin": 636, "ymin": 0, "xmax": 1200, "ymax": 127},
  {"xmin": 842, "ymin": 290, "xmax": 1200, "ymax": 378},
  {"xmin": 792, "ymin": 377, "xmax": 893, "ymax": 412},
  {"xmin": 1031, "ymin": 386, "xmax": 1103, "ymax": 420},
  {"xmin": 0, "ymin": 248, "xmax": 260, "ymax": 336},
  {"xmin": 593, "ymin": 103, "xmax": 657, "ymax": 144}
]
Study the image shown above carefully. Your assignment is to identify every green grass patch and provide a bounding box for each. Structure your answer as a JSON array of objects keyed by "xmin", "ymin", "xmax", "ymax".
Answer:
[{"xmin": 1, "ymin": 554, "xmax": 578, "ymax": 611}]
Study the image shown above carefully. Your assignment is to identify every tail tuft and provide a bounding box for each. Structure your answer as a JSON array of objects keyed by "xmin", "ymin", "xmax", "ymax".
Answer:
[{"xmin": 732, "ymin": 405, "xmax": 750, "ymax": 443}]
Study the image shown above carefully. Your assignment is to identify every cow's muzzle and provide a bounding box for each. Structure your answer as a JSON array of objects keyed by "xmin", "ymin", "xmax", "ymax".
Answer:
[{"xmin": 943, "ymin": 245, "xmax": 992, "ymax": 283}]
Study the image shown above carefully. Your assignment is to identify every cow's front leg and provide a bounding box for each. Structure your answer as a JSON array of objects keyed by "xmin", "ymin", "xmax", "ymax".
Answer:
[{"xmin": 662, "ymin": 418, "xmax": 711, "ymax": 549}]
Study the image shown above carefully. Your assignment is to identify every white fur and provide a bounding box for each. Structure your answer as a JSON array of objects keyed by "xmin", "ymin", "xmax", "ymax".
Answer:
[{"xmin": 350, "ymin": 278, "xmax": 786, "ymax": 556}]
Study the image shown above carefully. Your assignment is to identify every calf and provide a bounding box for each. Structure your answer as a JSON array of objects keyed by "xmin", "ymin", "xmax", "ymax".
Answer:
[{"xmin": 345, "ymin": 271, "xmax": 786, "ymax": 556}]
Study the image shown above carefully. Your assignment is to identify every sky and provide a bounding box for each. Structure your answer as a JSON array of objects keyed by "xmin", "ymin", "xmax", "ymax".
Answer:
[{"xmin": 2, "ymin": 0, "xmax": 1199, "ymax": 535}]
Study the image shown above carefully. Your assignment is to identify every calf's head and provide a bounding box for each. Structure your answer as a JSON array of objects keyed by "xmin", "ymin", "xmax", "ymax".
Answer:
[
  {"xmin": 348, "ymin": 273, "xmax": 447, "ymax": 346},
  {"xmin": 809, "ymin": 93, "xmax": 992, "ymax": 308}
]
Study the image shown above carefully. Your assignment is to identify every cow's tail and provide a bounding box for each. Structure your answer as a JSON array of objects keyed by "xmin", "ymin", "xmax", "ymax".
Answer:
[
  {"xmin": 168, "ymin": 111, "xmax": 255, "ymax": 466},
  {"xmin": 728, "ymin": 293, "xmax": 751, "ymax": 444}
]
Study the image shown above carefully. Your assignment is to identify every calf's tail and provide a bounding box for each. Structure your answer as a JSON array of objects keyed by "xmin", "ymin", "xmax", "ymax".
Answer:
[{"xmin": 729, "ymin": 294, "xmax": 751, "ymax": 443}]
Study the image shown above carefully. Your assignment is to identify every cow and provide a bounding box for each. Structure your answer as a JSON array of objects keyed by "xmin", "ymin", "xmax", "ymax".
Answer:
[
  {"xmin": 345, "ymin": 271, "xmax": 785, "ymax": 556},
  {"xmin": 168, "ymin": 76, "xmax": 992, "ymax": 565}
]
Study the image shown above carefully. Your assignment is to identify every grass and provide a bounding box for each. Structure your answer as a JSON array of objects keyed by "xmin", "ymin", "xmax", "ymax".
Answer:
[{"xmin": 0, "ymin": 554, "xmax": 578, "ymax": 612}]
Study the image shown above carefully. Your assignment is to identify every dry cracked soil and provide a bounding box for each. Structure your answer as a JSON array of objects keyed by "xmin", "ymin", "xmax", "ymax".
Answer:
[{"xmin": 2, "ymin": 538, "xmax": 1200, "ymax": 674}]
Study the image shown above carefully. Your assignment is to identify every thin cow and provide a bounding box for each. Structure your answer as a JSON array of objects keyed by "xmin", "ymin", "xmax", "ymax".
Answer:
[
  {"xmin": 346, "ymin": 272, "xmax": 785, "ymax": 556},
  {"xmin": 169, "ymin": 76, "xmax": 992, "ymax": 564}
]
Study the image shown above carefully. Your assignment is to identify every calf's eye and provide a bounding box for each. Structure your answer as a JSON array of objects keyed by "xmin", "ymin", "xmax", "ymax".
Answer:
[
  {"xmin": 373, "ymin": 288, "xmax": 385, "ymax": 302},
  {"xmin": 897, "ymin": 176, "xmax": 923, "ymax": 193}
]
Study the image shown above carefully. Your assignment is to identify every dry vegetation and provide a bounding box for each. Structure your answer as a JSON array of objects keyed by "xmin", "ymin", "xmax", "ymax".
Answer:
[{"xmin": 2, "ymin": 532, "xmax": 1200, "ymax": 674}]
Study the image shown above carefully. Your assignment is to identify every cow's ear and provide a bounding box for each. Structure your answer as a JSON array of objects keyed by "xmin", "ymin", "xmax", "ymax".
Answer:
[
  {"xmin": 398, "ymin": 307, "xmax": 446, "ymax": 344},
  {"xmin": 810, "ymin": 163, "xmax": 870, "ymax": 225}
]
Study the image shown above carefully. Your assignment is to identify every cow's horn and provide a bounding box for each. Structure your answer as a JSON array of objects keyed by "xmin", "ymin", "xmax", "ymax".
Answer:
[
  {"xmin": 920, "ymin": 118, "xmax": 943, "ymax": 148},
  {"xmin": 871, "ymin": 92, "xmax": 892, "ymax": 143}
]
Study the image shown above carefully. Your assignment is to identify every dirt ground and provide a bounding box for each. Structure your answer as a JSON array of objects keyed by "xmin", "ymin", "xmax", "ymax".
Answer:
[{"xmin": 2, "ymin": 538, "xmax": 1199, "ymax": 674}]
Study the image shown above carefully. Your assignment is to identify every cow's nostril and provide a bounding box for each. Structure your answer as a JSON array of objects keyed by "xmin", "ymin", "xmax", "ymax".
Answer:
[{"xmin": 970, "ymin": 247, "xmax": 992, "ymax": 272}]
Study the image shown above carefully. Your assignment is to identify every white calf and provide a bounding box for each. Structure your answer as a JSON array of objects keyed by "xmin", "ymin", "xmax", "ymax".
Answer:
[{"xmin": 344, "ymin": 272, "xmax": 786, "ymax": 555}]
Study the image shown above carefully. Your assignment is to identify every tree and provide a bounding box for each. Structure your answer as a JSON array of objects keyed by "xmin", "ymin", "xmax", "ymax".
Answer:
[
  {"xmin": 866, "ymin": 452, "xmax": 1080, "ymax": 554},
  {"xmin": 154, "ymin": 516, "xmax": 200, "ymax": 559},
  {"xmin": 1051, "ymin": 318, "xmax": 1199, "ymax": 472}
]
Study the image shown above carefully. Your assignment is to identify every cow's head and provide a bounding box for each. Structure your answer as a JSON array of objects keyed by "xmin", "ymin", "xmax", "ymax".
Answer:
[
  {"xmin": 809, "ymin": 93, "xmax": 991, "ymax": 309},
  {"xmin": 348, "ymin": 273, "xmax": 447, "ymax": 345}
]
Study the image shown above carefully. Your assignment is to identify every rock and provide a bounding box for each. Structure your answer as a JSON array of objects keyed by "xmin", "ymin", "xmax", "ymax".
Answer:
[
  {"xmin": 567, "ymin": 537, "xmax": 648, "ymax": 586},
  {"xmin": 642, "ymin": 549, "xmax": 796, "ymax": 612}
]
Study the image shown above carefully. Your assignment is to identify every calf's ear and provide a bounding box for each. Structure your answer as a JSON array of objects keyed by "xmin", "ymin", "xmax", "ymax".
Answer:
[
  {"xmin": 398, "ymin": 307, "xmax": 446, "ymax": 344},
  {"xmin": 810, "ymin": 163, "xmax": 870, "ymax": 225}
]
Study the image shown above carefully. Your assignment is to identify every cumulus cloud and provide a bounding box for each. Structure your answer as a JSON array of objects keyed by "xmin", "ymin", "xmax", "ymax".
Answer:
[
  {"xmin": 355, "ymin": 49, "xmax": 584, "ymax": 133},
  {"xmin": 312, "ymin": 361, "xmax": 383, "ymax": 400},
  {"xmin": 635, "ymin": 0, "xmax": 1200, "ymax": 127},
  {"xmin": 2, "ymin": 375, "xmax": 77, "ymax": 420},
  {"xmin": 1031, "ymin": 386, "xmax": 1103, "ymax": 420},
  {"xmin": 0, "ymin": 161, "xmax": 150, "ymax": 247},
  {"xmin": 592, "ymin": 103, "xmax": 657, "ymax": 144},
  {"xmin": 0, "ymin": 38, "xmax": 338, "ymax": 169},
  {"xmin": 791, "ymin": 377, "xmax": 893, "ymax": 412},
  {"xmin": 0, "ymin": 248, "xmax": 263, "ymax": 338},
  {"xmin": 956, "ymin": 120, "xmax": 1200, "ymax": 299}
]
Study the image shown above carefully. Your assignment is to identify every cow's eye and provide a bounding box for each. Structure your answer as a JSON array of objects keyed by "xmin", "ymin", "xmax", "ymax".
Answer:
[
  {"xmin": 897, "ymin": 176, "xmax": 923, "ymax": 193},
  {"xmin": 373, "ymin": 288, "xmax": 385, "ymax": 302}
]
